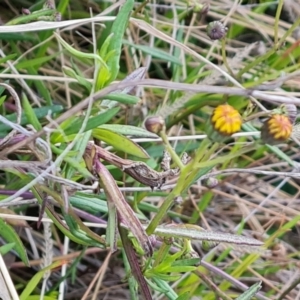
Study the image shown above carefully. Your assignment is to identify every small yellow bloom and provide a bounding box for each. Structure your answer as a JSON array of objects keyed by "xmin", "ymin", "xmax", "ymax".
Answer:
[
  {"xmin": 267, "ymin": 115, "xmax": 292, "ymax": 140},
  {"xmin": 261, "ymin": 114, "xmax": 292, "ymax": 145},
  {"xmin": 211, "ymin": 104, "xmax": 242, "ymax": 135}
]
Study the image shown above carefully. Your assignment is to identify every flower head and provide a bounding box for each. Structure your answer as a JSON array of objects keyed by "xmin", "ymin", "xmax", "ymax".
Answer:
[
  {"xmin": 205, "ymin": 104, "xmax": 242, "ymax": 142},
  {"xmin": 261, "ymin": 114, "xmax": 292, "ymax": 145},
  {"xmin": 211, "ymin": 104, "xmax": 242, "ymax": 135}
]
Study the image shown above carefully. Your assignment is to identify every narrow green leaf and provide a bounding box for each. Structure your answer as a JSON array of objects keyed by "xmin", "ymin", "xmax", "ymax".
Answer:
[
  {"xmin": 0, "ymin": 242, "xmax": 16, "ymax": 255},
  {"xmin": 0, "ymin": 95, "xmax": 7, "ymax": 108},
  {"xmin": 19, "ymin": 261, "xmax": 64, "ymax": 300},
  {"xmin": 63, "ymin": 155, "xmax": 93, "ymax": 178},
  {"xmin": 92, "ymin": 128, "xmax": 150, "ymax": 158},
  {"xmin": 235, "ymin": 281, "xmax": 262, "ymax": 300},
  {"xmin": 165, "ymin": 266, "xmax": 197, "ymax": 273},
  {"xmin": 0, "ymin": 105, "xmax": 63, "ymax": 132},
  {"xmin": 62, "ymin": 66, "xmax": 92, "ymax": 91},
  {"xmin": 99, "ymin": 33, "xmax": 114, "ymax": 58},
  {"xmin": 0, "ymin": 33, "xmax": 36, "ymax": 41},
  {"xmin": 151, "ymin": 273, "xmax": 181, "ymax": 281},
  {"xmin": 99, "ymin": 124, "xmax": 158, "ymax": 138},
  {"xmin": 154, "ymin": 225, "xmax": 263, "ymax": 246},
  {"xmin": 64, "ymin": 107, "xmax": 120, "ymax": 136},
  {"xmin": 152, "ymin": 277, "xmax": 178, "ymax": 299},
  {"xmin": 106, "ymin": 0, "xmax": 134, "ymax": 82},
  {"xmin": 0, "ymin": 53, "xmax": 17, "ymax": 63},
  {"xmin": 0, "ymin": 218, "xmax": 29, "ymax": 266},
  {"xmin": 171, "ymin": 258, "xmax": 201, "ymax": 267},
  {"xmin": 26, "ymin": 296, "xmax": 57, "ymax": 300},
  {"xmin": 22, "ymin": 93, "xmax": 42, "ymax": 131},
  {"xmin": 54, "ymin": 33, "xmax": 108, "ymax": 70},
  {"xmin": 31, "ymin": 187, "xmax": 93, "ymax": 246},
  {"xmin": 70, "ymin": 193, "xmax": 108, "ymax": 214},
  {"xmin": 6, "ymin": 9, "xmax": 56, "ymax": 25},
  {"xmin": 123, "ymin": 40, "xmax": 182, "ymax": 65},
  {"xmin": 15, "ymin": 53, "xmax": 58, "ymax": 70},
  {"xmin": 103, "ymin": 93, "xmax": 140, "ymax": 104},
  {"xmin": 145, "ymin": 278, "xmax": 169, "ymax": 293},
  {"xmin": 176, "ymin": 293, "xmax": 191, "ymax": 300}
]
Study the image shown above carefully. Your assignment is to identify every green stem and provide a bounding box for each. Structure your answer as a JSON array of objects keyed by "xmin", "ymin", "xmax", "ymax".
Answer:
[
  {"xmin": 146, "ymin": 139, "xmax": 212, "ymax": 234},
  {"xmin": 238, "ymin": 14, "xmax": 300, "ymax": 78},
  {"xmin": 274, "ymin": 0, "xmax": 284, "ymax": 46},
  {"xmin": 159, "ymin": 130, "xmax": 185, "ymax": 169},
  {"xmin": 221, "ymin": 38, "xmax": 234, "ymax": 78},
  {"xmin": 184, "ymin": 141, "xmax": 218, "ymax": 184},
  {"xmin": 146, "ymin": 169, "xmax": 187, "ymax": 235},
  {"xmin": 196, "ymin": 143, "xmax": 257, "ymax": 169}
]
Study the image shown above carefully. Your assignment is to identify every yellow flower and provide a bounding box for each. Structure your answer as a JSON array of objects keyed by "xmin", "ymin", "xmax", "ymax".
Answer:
[
  {"xmin": 211, "ymin": 104, "xmax": 242, "ymax": 135},
  {"xmin": 261, "ymin": 114, "xmax": 292, "ymax": 145}
]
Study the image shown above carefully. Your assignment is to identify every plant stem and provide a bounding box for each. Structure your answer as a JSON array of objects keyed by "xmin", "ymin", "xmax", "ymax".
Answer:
[
  {"xmin": 274, "ymin": 0, "xmax": 284, "ymax": 46},
  {"xmin": 159, "ymin": 130, "xmax": 184, "ymax": 169}
]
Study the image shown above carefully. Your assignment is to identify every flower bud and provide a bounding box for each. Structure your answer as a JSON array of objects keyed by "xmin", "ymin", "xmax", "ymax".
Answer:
[
  {"xmin": 203, "ymin": 177, "xmax": 219, "ymax": 188},
  {"xmin": 206, "ymin": 21, "xmax": 227, "ymax": 40},
  {"xmin": 261, "ymin": 114, "xmax": 292, "ymax": 145},
  {"xmin": 22, "ymin": 8, "xmax": 31, "ymax": 15},
  {"xmin": 144, "ymin": 116, "xmax": 165, "ymax": 134}
]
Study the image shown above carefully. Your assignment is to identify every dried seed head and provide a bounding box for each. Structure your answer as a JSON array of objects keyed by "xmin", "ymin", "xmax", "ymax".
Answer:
[
  {"xmin": 144, "ymin": 116, "xmax": 165, "ymax": 134},
  {"xmin": 206, "ymin": 21, "xmax": 227, "ymax": 40},
  {"xmin": 261, "ymin": 114, "xmax": 292, "ymax": 145}
]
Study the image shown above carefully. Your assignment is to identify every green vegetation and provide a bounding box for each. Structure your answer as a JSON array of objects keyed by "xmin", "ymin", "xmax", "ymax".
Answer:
[{"xmin": 0, "ymin": 0, "xmax": 299, "ymax": 299}]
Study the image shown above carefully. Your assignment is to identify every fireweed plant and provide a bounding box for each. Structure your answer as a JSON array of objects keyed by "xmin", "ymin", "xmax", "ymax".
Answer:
[{"xmin": 0, "ymin": 0, "xmax": 300, "ymax": 299}]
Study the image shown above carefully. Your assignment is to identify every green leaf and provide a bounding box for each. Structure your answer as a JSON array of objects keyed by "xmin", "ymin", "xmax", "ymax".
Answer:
[
  {"xmin": 176, "ymin": 292, "xmax": 191, "ymax": 300},
  {"xmin": 22, "ymin": 93, "xmax": 42, "ymax": 131},
  {"xmin": 62, "ymin": 66, "xmax": 93, "ymax": 91},
  {"xmin": 0, "ymin": 242, "xmax": 16, "ymax": 255},
  {"xmin": 235, "ymin": 281, "xmax": 262, "ymax": 300},
  {"xmin": 0, "ymin": 95, "xmax": 7, "ymax": 108},
  {"xmin": 0, "ymin": 218, "xmax": 29, "ymax": 266},
  {"xmin": 151, "ymin": 273, "xmax": 181, "ymax": 281},
  {"xmin": 62, "ymin": 155, "xmax": 92, "ymax": 178},
  {"xmin": 171, "ymin": 258, "xmax": 201, "ymax": 267},
  {"xmin": 26, "ymin": 296, "xmax": 57, "ymax": 300},
  {"xmin": 0, "ymin": 105, "xmax": 63, "ymax": 133},
  {"xmin": 0, "ymin": 33, "xmax": 36, "ymax": 42},
  {"xmin": 106, "ymin": 0, "xmax": 134, "ymax": 82},
  {"xmin": 165, "ymin": 266, "xmax": 197, "ymax": 273},
  {"xmin": 64, "ymin": 107, "xmax": 120, "ymax": 136},
  {"xmin": 0, "ymin": 53, "xmax": 18, "ymax": 64},
  {"xmin": 19, "ymin": 261, "xmax": 64, "ymax": 300},
  {"xmin": 99, "ymin": 33, "xmax": 114, "ymax": 58},
  {"xmin": 99, "ymin": 124, "xmax": 158, "ymax": 138},
  {"xmin": 15, "ymin": 53, "xmax": 58, "ymax": 70},
  {"xmin": 92, "ymin": 128, "xmax": 150, "ymax": 158},
  {"xmin": 70, "ymin": 193, "xmax": 108, "ymax": 214},
  {"xmin": 103, "ymin": 93, "xmax": 140, "ymax": 105},
  {"xmin": 154, "ymin": 225, "xmax": 263, "ymax": 246},
  {"xmin": 123, "ymin": 40, "xmax": 182, "ymax": 65},
  {"xmin": 54, "ymin": 33, "xmax": 108, "ymax": 70}
]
